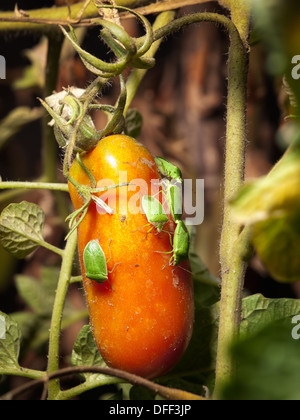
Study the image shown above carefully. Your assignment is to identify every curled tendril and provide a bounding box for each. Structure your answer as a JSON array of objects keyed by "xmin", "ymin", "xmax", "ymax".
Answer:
[
  {"xmin": 60, "ymin": 4, "xmax": 155, "ymax": 78},
  {"xmin": 61, "ymin": 95, "xmax": 84, "ymax": 125},
  {"xmin": 99, "ymin": 4, "xmax": 155, "ymax": 68},
  {"xmin": 60, "ymin": 24, "xmax": 133, "ymax": 78}
]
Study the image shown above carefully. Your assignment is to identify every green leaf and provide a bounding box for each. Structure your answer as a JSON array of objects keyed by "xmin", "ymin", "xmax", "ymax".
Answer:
[
  {"xmin": 231, "ymin": 145, "xmax": 300, "ymax": 225},
  {"xmin": 15, "ymin": 268, "xmax": 60, "ymax": 317},
  {"xmin": 221, "ymin": 294, "xmax": 300, "ymax": 400},
  {"xmin": 71, "ymin": 325, "xmax": 117, "ymax": 385},
  {"xmin": 12, "ymin": 267, "xmax": 84, "ymax": 352},
  {"xmin": 40, "ymin": 266, "xmax": 60, "ymax": 295},
  {"xmin": 15, "ymin": 275, "xmax": 54, "ymax": 317},
  {"xmin": 72, "ymin": 325, "xmax": 103, "ymax": 368},
  {"xmin": 241, "ymin": 294, "xmax": 300, "ymax": 335},
  {"xmin": 124, "ymin": 109, "xmax": 143, "ymax": 138},
  {"xmin": 252, "ymin": 209, "xmax": 300, "ymax": 283},
  {"xmin": 0, "ymin": 201, "xmax": 45, "ymax": 259},
  {"xmin": 129, "ymin": 386, "xmax": 156, "ymax": 400},
  {"xmin": 0, "ymin": 314, "xmax": 5, "ymax": 340},
  {"xmin": 100, "ymin": 389, "xmax": 124, "ymax": 400},
  {"xmin": 231, "ymin": 139, "xmax": 300, "ymax": 283},
  {"xmin": 0, "ymin": 311, "xmax": 21, "ymax": 374},
  {"xmin": 10, "ymin": 311, "xmax": 38, "ymax": 346},
  {"xmin": 223, "ymin": 320, "xmax": 300, "ymax": 400}
]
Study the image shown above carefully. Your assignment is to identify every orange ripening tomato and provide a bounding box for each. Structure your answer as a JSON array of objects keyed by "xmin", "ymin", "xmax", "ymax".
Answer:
[{"xmin": 68, "ymin": 134, "xmax": 194, "ymax": 379}]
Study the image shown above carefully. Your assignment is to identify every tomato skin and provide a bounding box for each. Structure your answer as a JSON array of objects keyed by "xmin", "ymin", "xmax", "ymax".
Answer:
[{"xmin": 69, "ymin": 134, "xmax": 194, "ymax": 379}]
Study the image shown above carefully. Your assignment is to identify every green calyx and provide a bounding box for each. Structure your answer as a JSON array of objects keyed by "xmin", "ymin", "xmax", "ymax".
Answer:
[{"xmin": 41, "ymin": 74, "xmax": 127, "ymax": 154}]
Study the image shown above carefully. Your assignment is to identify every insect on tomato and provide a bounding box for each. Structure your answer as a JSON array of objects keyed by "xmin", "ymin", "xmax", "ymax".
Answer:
[
  {"xmin": 141, "ymin": 195, "xmax": 169, "ymax": 233},
  {"xmin": 83, "ymin": 239, "xmax": 119, "ymax": 284},
  {"xmin": 68, "ymin": 134, "xmax": 194, "ymax": 379},
  {"xmin": 156, "ymin": 160, "xmax": 190, "ymax": 267}
]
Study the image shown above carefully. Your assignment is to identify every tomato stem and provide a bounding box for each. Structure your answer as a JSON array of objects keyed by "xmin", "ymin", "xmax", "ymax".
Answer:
[
  {"xmin": 47, "ymin": 230, "xmax": 78, "ymax": 400},
  {"xmin": 0, "ymin": 181, "xmax": 69, "ymax": 192},
  {"xmin": 213, "ymin": 6, "xmax": 251, "ymax": 399},
  {"xmin": 63, "ymin": 76, "xmax": 105, "ymax": 172},
  {"xmin": 0, "ymin": 1, "xmax": 216, "ymax": 32}
]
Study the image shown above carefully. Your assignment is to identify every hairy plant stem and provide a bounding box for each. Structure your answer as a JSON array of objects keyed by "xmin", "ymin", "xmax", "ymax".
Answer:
[
  {"xmin": 0, "ymin": 181, "xmax": 69, "ymax": 192},
  {"xmin": 217, "ymin": 0, "xmax": 251, "ymax": 47},
  {"xmin": 0, "ymin": 1, "xmax": 98, "ymax": 32},
  {"xmin": 47, "ymin": 230, "xmax": 78, "ymax": 400},
  {"xmin": 63, "ymin": 76, "xmax": 105, "ymax": 174},
  {"xmin": 0, "ymin": 367, "xmax": 45, "ymax": 382},
  {"xmin": 0, "ymin": 0, "xmax": 211, "ymax": 32},
  {"xmin": 213, "ymin": 12, "xmax": 250, "ymax": 399}
]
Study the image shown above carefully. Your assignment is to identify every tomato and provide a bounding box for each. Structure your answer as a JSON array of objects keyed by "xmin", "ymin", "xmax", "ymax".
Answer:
[{"xmin": 68, "ymin": 134, "xmax": 194, "ymax": 379}]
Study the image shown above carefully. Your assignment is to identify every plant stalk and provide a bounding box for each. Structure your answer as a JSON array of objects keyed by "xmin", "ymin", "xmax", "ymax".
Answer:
[
  {"xmin": 213, "ymin": 17, "xmax": 250, "ymax": 399},
  {"xmin": 0, "ymin": 0, "xmax": 211, "ymax": 32},
  {"xmin": 47, "ymin": 230, "xmax": 78, "ymax": 400},
  {"xmin": 0, "ymin": 181, "xmax": 69, "ymax": 192}
]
